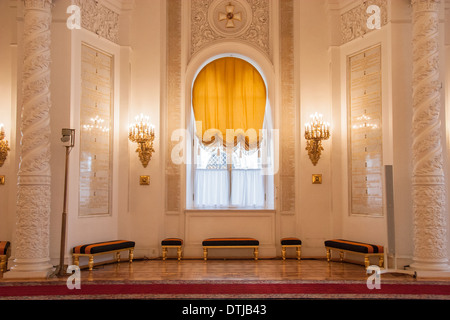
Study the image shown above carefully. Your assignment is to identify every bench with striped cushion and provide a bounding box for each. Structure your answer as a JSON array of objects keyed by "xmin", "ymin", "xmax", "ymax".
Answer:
[
  {"xmin": 161, "ymin": 238, "xmax": 183, "ymax": 261},
  {"xmin": 281, "ymin": 237, "xmax": 302, "ymax": 260},
  {"xmin": 0, "ymin": 241, "xmax": 11, "ymax": 272},
  {"xmin": 325, "ymin": 239, "xmax": 384, "ymax": 269},
  {"xmin": 72, "ymin": 240, "xmax": 135, "ymax": 271},
  {"xmin": 202, "ymin": 238, "xmax": 259, "ymax": 261}
]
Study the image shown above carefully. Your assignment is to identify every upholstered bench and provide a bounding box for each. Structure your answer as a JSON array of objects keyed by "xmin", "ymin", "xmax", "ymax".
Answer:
[
  {"xmin": 281, "ymin": 237, "xmax": 302, "ymax": 260},
  {"xmin": 325, "ymin": 239, "xmax": 384, "ymax": 269},
  {"xmin": 0, "ymin": 241, "xmax": 11, "ymax": 273},
  {"xmin": 202, "ymin": 238, "xmax": 259, "ymax": 261},
  {"xmin": 72, "ymin": 240, "xmax": 135, "ymax": 271},
  {"xmin": 161, "ymin": 238, "xmax": 183, "ymax": 261}
]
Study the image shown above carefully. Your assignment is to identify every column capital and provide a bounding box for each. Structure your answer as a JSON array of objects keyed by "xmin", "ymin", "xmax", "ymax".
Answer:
[
  {"xmin": 411, "ymin": 0, "xmax": 441, "ymax": 12},
  {"xmin": 22, "ymin": 0, "xmax": 52, "ymax": 9}
]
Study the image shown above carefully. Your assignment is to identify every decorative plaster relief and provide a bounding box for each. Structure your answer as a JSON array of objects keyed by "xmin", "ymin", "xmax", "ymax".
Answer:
[
  {"xmin": 74, "ymin": 0, "xmax": 119, "ymax": 44},
  {"xmin": 191, "ymin": 0, "xmax": 271, "ymax": 60},
  {"xmin": 166, "ymin": 0, "xmax": 182, "ymax": 214},
  {"xmin": 280, "ymin": 0, "xmax": 295, "ymax": 215},
  {"xmin": 411, "ymin": 0, "xmax": 449, "ymax": 270},
  {"xmin": 12, "ymin": 0, "xmax": 53, "ymax": 270},
  {"xmin": 341, "ymin": 0, "xmax": 387, "ymax": 44}
]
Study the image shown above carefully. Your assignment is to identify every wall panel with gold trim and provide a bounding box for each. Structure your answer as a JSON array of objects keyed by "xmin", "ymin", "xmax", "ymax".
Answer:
[
  {"xmin": 348, "ymin": 45, "xmax": 383, "ymax": 217},
  {"xmin": 79, "ymin": 43, "xmax": 113, "ymax": 217}
]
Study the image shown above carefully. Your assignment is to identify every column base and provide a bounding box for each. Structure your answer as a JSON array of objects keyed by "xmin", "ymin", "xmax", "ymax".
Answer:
[
  {"xmin": 408, "ymin": 259, "xmax": 450, "ymax": 276},
  {"xmin": 3, "ymin": 258, "xmax": 54, "ymax": 279}
]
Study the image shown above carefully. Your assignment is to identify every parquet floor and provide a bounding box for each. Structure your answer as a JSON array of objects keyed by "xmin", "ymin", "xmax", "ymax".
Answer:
[
  {"xmin": 61, "ymin": 258, "xmax": 419, "ymax": 283},
  {"xmin": 0, "ymin": 257, "xmax": 430, "ymax": 283}
]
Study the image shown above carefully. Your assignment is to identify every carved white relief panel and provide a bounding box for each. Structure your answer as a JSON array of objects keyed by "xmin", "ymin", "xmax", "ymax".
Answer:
[
  {"xmin": 190, "ymin": 0, "xmax": 271, "ymax": 60},
  {"xmin": 341, "ymin": 0, "xmax": 387, "ymax": 44},
  {"xmin": 74, "ymin": 0, "xmax": 119, "ymax": 44}
]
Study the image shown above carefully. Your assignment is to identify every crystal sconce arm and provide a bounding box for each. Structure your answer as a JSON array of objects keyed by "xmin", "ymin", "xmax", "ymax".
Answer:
[
  {"xmin": 128, "ymin": 114, "xmax": 155, "ymax": 168},
  {"xmin": 304, "ymin": 113, "xmax": 330, "ymax": 166},
  {"xmin": 0, "ymin": 124, "xmax": 10, "ymax": 167}
]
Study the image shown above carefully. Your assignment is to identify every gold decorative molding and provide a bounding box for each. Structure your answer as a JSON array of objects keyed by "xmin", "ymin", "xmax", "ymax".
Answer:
[
  {"xmin": 140, "ymin": 175, "xmax": 150, "ymax": 185},
  {"xmin": 348, "ymin": 45, "xmax": 383, "ymax": 217},
  {"xmin": 0, "ymin": 125, "xmax": 9, "ymax": 167}
]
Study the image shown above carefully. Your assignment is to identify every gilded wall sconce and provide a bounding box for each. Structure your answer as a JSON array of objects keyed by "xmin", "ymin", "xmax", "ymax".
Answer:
[
  {"xmin": 0, "ymin": 124, "xmax": 10, "ymax": 167},
  {"xmin": 128, "ymin": 114, "xmax": 155, "ymax": 168},
  {"xmin": 304, "ymin": 113, "xmax": 330, "ymax": 166}
]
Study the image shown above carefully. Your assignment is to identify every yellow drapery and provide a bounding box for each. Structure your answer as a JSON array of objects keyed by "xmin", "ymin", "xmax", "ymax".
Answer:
[{"xmin": 192, "ymin": 57, "xmax": 266, "ymax": 150}]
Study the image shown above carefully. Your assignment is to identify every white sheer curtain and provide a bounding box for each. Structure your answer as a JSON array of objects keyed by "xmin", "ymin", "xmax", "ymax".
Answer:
[
  {"xmin": 230, "ymin": 169, "xmax": 265, "ymax": 207},
  {"xmin": 194, "ymin": 169, "xmax": 229, "ymax": 208},
  {"xmin": 192, "ymin": 100, "xmax": 274, "ymax": 209}
]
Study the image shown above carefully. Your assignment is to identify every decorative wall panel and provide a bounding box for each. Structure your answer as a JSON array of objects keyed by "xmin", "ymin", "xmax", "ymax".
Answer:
[
  {"xmin": 166, "ymin": 0, "xmax": 182, "ymax": 214},
  {"xmin": 348, "ymin": 45, "xmax": 383, "ymax": 216},
  {"xmin": 190, "ymin": 0, "xmax": 271, "ymax": 61},
  {"xmin": 74, "ymin": 0, "xmax": 120, "ymax": 44},
  {"xmin": 341, "ymin": 0, "xmax": 387, "ymax": 44},
  {"xmin": 79, "ymin": 44, "xmax": 113, "ymax": 216},
  {"xmin": 280, "ymin": 0, "xmax": 296, "ymax": 215}
]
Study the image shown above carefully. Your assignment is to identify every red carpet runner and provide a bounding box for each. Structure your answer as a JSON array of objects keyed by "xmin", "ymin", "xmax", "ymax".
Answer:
[{"xmin": 1, "ymin": 280, "xmax": 450, "ymax": 300}]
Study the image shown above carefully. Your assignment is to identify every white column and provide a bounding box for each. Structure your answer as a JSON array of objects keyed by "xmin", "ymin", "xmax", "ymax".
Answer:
[
  {"xmin": 4, "ymin": 0, "xmax": 54, "ymax": 279},
  {"xmin": 410, "ymin": 0, "xmax": 450, "ymax": 272}
]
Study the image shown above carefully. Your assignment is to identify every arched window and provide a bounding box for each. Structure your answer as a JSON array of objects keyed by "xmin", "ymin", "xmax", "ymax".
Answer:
[{"xmin": 190, "ymin": 56, "xmax": 274, "ymax": 209}]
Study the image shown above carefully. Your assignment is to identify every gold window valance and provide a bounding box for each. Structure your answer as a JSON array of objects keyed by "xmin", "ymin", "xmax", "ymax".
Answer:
[{"xmin": 192, "ymin": 57, "xmax": 267, "ymax": 151}]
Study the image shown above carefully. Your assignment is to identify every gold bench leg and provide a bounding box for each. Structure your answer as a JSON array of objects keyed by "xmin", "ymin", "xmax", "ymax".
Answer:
[
  {"xmin": 296, "ymin": 246, "xmax": 301, "ymax": 260},
  {"xmin": 254, "ymin": 247, "xmax": 259, "ymax": 261},
  {"xmin": 364, "ymin": 256, "xmax": 370, "ymax": 269},
  {"xmin": 326, "ymin": 248, "xmax": 331, "ymax": 262},
  {"xmin": 203, "ymin": 247, "xmax": 208, "ymax": 261},
  {"xmin": 88, "ymin": 256, "xmax": 94, "ymax": 271},
  {"xmin": 73, "ymin": 255, "xmax": 79, "ymax": 268},
  {"xmin": 162, "ymin": 247, "xmax": 168, "ymax": 261},
  {"xmin": 379, "ymin": 255, "xmax": 384, "ymax": 268},
  {"xmin": 129, "ymin": 249, "xmax": 134, "ymax": 263},
  {"xmin": 0, "ymin": 256, "xmax": 6, "ymax": 272},
  {"xmin": 177, "ymin": 246, "xmax": 182, "ymax": 261},
  {"xmin": 281, "ymin": 246, "xmax": 286, "ymax": 260}
]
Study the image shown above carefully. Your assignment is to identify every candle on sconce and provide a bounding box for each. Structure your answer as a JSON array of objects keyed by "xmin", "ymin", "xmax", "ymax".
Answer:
[{"xmin": 304, "ymin": 112, "xmax": 331, "ymax": 166}]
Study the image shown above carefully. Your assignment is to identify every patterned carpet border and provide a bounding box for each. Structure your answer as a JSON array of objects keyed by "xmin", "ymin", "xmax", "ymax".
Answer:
[{"xmin": 1, "ymin": 279, "xmax": 450, "ymax": 300}]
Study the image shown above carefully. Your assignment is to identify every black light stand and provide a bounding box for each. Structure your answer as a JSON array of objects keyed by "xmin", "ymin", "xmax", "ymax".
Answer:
[{"xmin": 55, "ymin": 128, "xmax": 75, "ymax": 277}]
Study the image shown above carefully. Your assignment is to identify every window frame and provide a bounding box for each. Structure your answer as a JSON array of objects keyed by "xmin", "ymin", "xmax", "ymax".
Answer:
[{"xmin": 186, "ymin": 56, "xmax": 275, "ymax": 211}]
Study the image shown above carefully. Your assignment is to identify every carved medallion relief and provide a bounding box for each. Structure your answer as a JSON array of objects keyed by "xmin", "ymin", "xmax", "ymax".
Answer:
[{"xmin": 190, "ymin": 0, "xmax": 271, "ymax": 60}]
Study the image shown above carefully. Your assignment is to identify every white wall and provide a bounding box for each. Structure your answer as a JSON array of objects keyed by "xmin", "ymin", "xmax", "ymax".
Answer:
[
  {"xmin": 297, "ymin": 0, "xmax": 334, "ymax": 256},
  {"xmin": 124, "ymin": 0, "xmax": 165, "ymax": 259}
]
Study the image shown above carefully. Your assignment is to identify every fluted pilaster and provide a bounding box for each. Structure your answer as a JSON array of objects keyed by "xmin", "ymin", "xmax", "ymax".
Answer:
[
  {"xmin": 4, "ymin": 0, "xmax": 54, "ymax": 278},
  {"xmin": 410, "ymin": 0, "xmax": 449, "ymax": 271}
]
